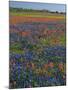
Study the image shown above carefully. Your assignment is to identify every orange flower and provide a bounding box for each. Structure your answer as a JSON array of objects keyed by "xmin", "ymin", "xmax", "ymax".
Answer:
[
  {"xmin": 31, "ymin": 63, "xmax": 35, "ymax": 69},
  {"xmin": 44, "ymin": 64, "xmax": 48, "ymax": 69},
  {"xmin": 49, "ymin": 62, "xmax": 54, "ymax": 68},
  {"xmin": 52, "ymin": 38, "xmax": 60, "ymax": 44},
  {"xmin": 20, "ymin": 31, "xmax": 31, "ymax": 36},
  {"xmin": 58, "ymin": 63, "xmax": 64, "ymax": 70}
]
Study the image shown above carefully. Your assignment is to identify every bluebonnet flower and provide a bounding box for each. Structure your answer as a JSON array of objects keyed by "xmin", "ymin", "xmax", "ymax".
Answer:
[
  {"xmin": 15, "ymin": 54, "xmax": 21, "ymax": 59},
  {"xmin": 24, "ymin": 51, "xmax": 34, "ymax": 60}
]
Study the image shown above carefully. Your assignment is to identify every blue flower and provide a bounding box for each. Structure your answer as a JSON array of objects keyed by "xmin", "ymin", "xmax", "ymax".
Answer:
[
  {"xmin": 15, "ymin": 54, "xmax": 21, "ymax": 59},
  {"xmin": 24, "ymin": 51, "xmax": 34, "ymax": 60}
]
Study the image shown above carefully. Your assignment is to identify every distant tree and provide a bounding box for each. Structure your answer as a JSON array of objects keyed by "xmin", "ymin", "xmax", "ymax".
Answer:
[{"xmin": 55, "ymin": 11, "xmax": 59, "ymax": 14}]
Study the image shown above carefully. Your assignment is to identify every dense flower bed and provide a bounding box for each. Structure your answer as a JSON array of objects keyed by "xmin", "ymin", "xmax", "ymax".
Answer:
[{"xmin": 10, "ymin": 21, "xmax": 66, "ymax": 88}]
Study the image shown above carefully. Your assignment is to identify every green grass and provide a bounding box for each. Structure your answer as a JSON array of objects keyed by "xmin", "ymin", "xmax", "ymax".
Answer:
[
  {"xmin": 59, "ymin": 35, "xmax": 66, "ymax": 45},
  {"xmin": 10, "ymin": 43, "xmax": 24, "ymax": 54},
  {"xmin": 10, "ymin": 11, "xmax": 65, "ymax": 19},
  {"xmin": 10, "ymin": 49, "xmax": 24, "ymax": 54}
]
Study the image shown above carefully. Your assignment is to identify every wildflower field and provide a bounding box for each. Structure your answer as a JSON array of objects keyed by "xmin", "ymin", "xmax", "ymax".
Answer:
[{"xmin": 9, "ymin": 7, "xmax": 66, "ymax": 88}]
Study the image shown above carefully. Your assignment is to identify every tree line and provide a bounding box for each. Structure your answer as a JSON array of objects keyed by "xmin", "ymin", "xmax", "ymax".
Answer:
[{"xmin": 9, "ymin": 7, "xmax": 66, "ymax": 14}]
